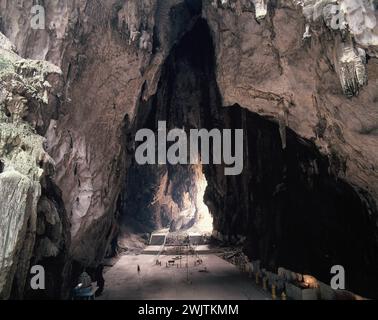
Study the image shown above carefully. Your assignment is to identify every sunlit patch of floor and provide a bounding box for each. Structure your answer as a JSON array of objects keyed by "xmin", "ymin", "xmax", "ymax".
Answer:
[{"xmin": 98, "ymin": 254, "xmax": 271, "ymax": 300}]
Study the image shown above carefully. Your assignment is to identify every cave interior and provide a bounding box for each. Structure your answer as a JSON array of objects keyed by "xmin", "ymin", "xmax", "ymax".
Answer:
[
  {"xmin": 3, "ymin": 2, "xmax": 377, "ymax": 300},
  {"xmin": 111, "ymin": 18, "xmax": 378, "ymax": 298}
]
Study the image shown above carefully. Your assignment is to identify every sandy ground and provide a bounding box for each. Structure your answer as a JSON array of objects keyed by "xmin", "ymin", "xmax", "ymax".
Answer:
[{"xmin": 98, "ymin": 254, "xmax": 270, "ymax": 300}]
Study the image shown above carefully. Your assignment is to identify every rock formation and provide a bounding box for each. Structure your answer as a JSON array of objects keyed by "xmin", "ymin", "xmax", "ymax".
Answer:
[
  {"xmin": 0, "ymin": 31, "xmax": 70, "ymax": 299},
  {"xmin": 0, "ymin": 0, "xmax": 377, "ymax": 298}
]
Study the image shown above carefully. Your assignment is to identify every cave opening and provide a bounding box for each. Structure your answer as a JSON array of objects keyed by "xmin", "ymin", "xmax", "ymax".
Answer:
[
  {"xmin": 2, "ymin": 0, "xmax": 378, "ymax": 303},
  {"xmin": 113, "ymin": 18, "xmax": 378, "ymax": 298},
  {"xmin": 117, "ymin": 19, "xmax": 217, "ymax": 244}
]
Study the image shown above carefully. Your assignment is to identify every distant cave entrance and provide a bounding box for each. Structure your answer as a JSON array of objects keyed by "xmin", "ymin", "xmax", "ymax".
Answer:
[
  {"xmin": 116, "ymin": 18, "xmax": 378, "ymax": 298},
  {"xmin": 118, "ymin": 19, "xmax": 217, "ymax": 240}
]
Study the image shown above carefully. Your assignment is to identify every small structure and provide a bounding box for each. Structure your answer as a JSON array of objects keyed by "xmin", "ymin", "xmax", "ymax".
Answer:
[{"xmin": 73, "ymin": 272, "xmax": 95, "ymax": 300}]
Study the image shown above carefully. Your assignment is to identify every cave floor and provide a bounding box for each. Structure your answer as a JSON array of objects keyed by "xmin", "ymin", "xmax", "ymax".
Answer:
[{"xmin": 98, "ymin": 254, "xmax": 271, "ymax": 300}]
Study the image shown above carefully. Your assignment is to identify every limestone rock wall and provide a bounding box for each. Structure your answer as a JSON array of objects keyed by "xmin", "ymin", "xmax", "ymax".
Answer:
[
  {"xmin": 204, "ymin": 0, "xmax": 378, "ymax": 207},
  {"xmin": 0, "ymin": 32, "xmax": 65, "ymax": 299},
  {"xmin": 0, "ymin": 0, "xmax": 377, "ymax": 298},
  {"xmin": 1, "ymin": 0, "xmax": 201, "ymax": 266}
]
